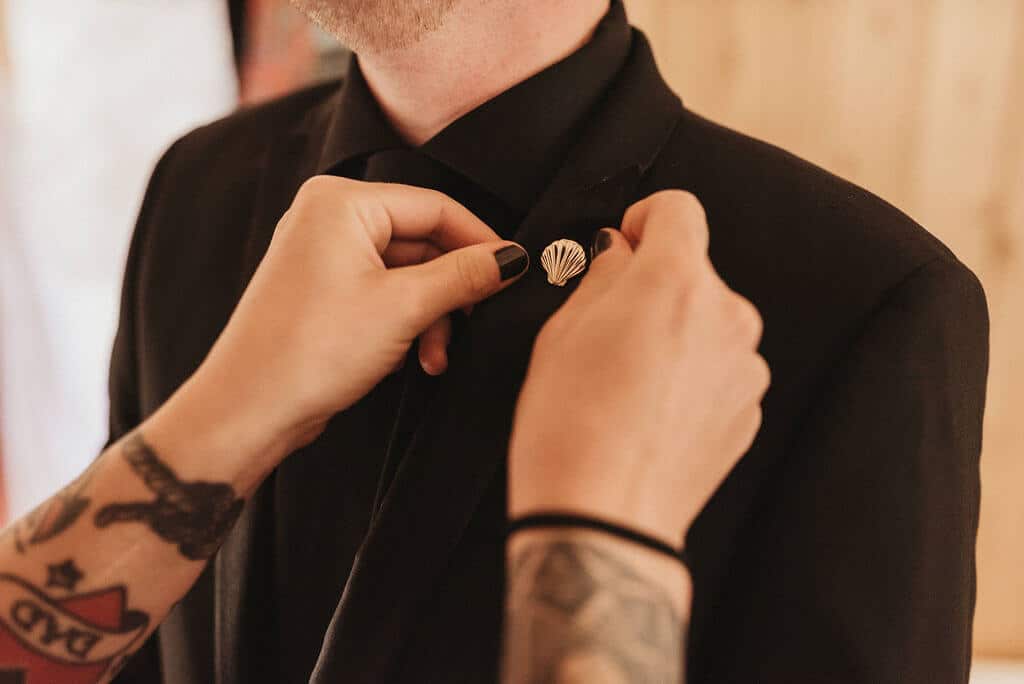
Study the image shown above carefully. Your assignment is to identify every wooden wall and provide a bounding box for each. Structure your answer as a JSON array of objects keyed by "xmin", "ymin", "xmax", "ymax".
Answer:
[{"xmin": 623, "ymin": 0, "xmax": 1024, "ymax": 658}]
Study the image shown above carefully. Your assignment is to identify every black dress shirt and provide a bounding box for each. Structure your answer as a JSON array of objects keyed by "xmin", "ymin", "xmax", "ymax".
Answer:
[
  {"xmin": 289, "ymin": 9, "xmax": 629, "ymax": 681},
  {"xmin": 322, "ymin": 0, "xmax": 632, "ymax": 232},
  {"xmin": 111, "ymin": 2, "xmax": 988, "ymax": 682}
]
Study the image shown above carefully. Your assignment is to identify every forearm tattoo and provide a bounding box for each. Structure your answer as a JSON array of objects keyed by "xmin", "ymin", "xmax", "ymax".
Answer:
[
  {"xmin": 0, "ymin": 432, "xmax": 239, "ymax": 679},
  {"xmin": 502, "ymin": 539, "xmax": 685, "ymax": 684},
  {"xmin": 0, "ymin": 561, "xmax": 149, "ymax": 682},
  {"xmin": 94, "ymin": 433, "xmax": 245, "ymax": 561},
  {"xmin": 10, "ymin": 471, "xmax": 94, "ymax": 554}
]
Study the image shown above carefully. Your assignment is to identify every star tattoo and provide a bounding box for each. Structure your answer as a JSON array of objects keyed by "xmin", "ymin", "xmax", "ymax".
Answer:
[{"xmin": 45, "ymin": 558, "xmax": 84, "ymax": 592}]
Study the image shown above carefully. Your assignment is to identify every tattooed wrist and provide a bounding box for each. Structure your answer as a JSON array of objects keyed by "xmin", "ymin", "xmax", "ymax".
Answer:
[
  {"xmin": 502, "ymin": 530, "xmax": 688, "ymax": 683},
  {"xmin": 93, "ymin": 432, "xmax": 244, "ymax": 561}
]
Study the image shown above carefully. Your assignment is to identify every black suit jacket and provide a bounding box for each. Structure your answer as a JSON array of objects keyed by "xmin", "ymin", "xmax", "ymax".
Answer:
[{"xmin": 110, "ymin": 27, "xmax": 989, "ymax": 684}]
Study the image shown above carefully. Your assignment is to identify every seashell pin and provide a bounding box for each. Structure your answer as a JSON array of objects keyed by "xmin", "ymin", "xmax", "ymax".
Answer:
[{"xmin": 540, "ymin": 239, "xmax": 587, "ymax": 287}]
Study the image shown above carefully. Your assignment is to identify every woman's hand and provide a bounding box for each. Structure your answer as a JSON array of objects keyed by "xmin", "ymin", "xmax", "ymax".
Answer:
[
  {"xmin": 0, "ymin": 178, "xmax": 529, "ymax": 684},
  {"xmin": 174, "ymin": 176, "xmax": 529, "ymax": 475},
  {"xmin": 502, "ymin": 191, "xmax": 767, "ymax": 684},
  {"xmin": 509, "ymin": 190, "xmax": 769, "ymax": 547},
  {"xmin": 0, "ymin": 178, "xmax": 533, "ymax": 683}
]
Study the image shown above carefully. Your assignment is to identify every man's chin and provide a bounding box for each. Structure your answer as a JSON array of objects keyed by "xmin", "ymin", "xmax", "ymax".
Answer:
[{"xmin": 289, "ymin": 0, "xmax": 459, "ymax": 55}]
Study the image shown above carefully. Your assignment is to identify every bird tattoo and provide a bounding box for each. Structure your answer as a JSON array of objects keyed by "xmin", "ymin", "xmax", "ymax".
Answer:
[{"xmin": 94, "ymin": 433, "xmax": 245, "ymax": 561}]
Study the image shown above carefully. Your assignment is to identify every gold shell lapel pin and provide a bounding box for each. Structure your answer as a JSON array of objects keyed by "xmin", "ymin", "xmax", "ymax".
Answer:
[{"xmin": 540, "ymin": 239, "xmax": 587, "ymax": 287}]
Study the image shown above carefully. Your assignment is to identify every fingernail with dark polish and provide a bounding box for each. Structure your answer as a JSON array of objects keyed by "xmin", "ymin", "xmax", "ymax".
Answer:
[
  {"xmin": 590, "ymin": 228, "xmax": 614, "ymax": 260},
  {"xmin": 494, "ymin": 244, "xmax": 530, "ymax": 281}
]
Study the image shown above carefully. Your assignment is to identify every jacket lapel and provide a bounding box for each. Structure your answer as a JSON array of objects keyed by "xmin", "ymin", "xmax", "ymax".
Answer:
[{"xmin": 310, "ymin": 30, "xmax": 683, "ymax": 683}]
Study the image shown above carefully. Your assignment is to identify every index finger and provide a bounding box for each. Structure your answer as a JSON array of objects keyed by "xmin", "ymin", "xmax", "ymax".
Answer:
[
  {"xmin": 367, "ymin": 182, "xmax": 500, "ymax": 251},
  {"xmin": 620, "ymin": 190, "xmax": 709, "ymax": 266}
]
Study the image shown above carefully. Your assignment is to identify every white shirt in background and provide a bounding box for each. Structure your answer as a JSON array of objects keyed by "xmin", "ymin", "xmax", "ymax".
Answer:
[{"xmin": 1, "ymin": 1, "xmax": 239, "ymax": 517}]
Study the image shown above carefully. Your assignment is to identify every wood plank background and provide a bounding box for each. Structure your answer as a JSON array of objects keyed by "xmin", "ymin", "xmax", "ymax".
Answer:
[{"xmin": 622, "ymin": 0, "xmax": 1024, "ymax": 658}]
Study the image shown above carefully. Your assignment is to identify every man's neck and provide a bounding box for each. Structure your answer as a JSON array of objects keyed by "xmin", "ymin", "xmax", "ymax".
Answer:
[{"xmin": 356, "ymin": 0, "xmax": 612, "ymax": 146}]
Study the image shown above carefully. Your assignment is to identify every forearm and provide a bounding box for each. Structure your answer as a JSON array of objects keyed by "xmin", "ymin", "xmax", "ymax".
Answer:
[
  {"xmin": 0, "ymin": 375, "xmax": 284, "ymax": 682},
  {"xmin": 501, "ymin": 528, "xmax": 691, "ymax": 684}
]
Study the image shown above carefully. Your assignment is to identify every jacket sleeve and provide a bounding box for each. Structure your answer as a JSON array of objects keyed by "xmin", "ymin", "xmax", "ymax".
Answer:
[
  {"xmin": 718, "ymin": 256, "xmax": 989, "ymax": 683},
  {"xmin": 108, "ymin": 139, "xmax": 183, "ymax": 684}
]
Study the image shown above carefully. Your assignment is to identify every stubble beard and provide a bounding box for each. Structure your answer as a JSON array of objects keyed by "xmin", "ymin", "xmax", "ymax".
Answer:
[{"xmin": 290, "ymin": 0, "xmax": 460, "ymax": 53}]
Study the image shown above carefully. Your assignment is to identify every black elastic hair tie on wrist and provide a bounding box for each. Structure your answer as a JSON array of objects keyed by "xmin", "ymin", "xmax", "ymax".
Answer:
[{"xmin": 507, "ymin": 512, "xmax": 688, "ymax": 566}]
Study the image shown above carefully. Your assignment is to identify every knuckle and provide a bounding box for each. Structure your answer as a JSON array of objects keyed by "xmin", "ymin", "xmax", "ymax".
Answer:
[
  {"xmin": 622, "ymin": 191, "xmax": 709, "ymax": 255},
  {"xmin": 300, "ymin": 175, "xmax": 358, "ymax": 204},
  {"xmin": 727, "ymin": 294, "xmax": 763, "ymax": 344},
  {"xmin": 653, "ymin": 188, "xmax": 703, "ymax": 212},
  {"xmin": 455, "ymin": 251, "xmax": 492, "ymax": 299},
  {"xmin": 748, "ymin": 405, "xmax": 764, "ymax": 438},
  {"xmin": 294, "ymin": 176, "xmax": 336, "ymax": 215},
  {"xmin": 649, "ymin": 191, "xmax": 710, "ymax": 257},
  {"xmin": 402, "ymin": 280, "xmax": 432, "ymax": 322},
  {"xmin": 653, "ymin": 189, "xmax": 708, "ymax": 227},
  {"xmin": 752, "ymin": 354, "xmax": 772, "ymax": 394},
  {"xmin": 622, "ymin": 194, "xmax": 653, "ymax": 225},
  {"xmin": 675, "ymin": 196, "xmax": 710, "ymax": 248},
  {"xmin": 298, "ymin": 174, "xmax": 335, "ymax": 197},
  {"xmin": 387, "ymin": 270, "xmax": 422, "ymax": 313},
  {"xmin": 678, "ymin": 190, "xmax": 708, "ymax": 222}
]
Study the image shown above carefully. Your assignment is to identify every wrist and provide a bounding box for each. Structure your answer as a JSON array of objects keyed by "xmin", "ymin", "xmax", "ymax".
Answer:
[
  {"xmin": 144, "ymin": 372, "xmax": 298, "ymax": 495},
  {"xmin": 508, "ymin": 445, "xmax": 697, "ymax": 550}
]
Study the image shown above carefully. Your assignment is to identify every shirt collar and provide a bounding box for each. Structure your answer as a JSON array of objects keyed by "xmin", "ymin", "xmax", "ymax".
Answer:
[{"xmin": 318, "ymin": 0, "xmax": 633, "ymax": 213}]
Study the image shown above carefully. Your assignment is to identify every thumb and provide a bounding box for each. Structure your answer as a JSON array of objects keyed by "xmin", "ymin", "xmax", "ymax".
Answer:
[{"xmin": 396, "ymin": 241, "xmax": 530, "ymax": 329}]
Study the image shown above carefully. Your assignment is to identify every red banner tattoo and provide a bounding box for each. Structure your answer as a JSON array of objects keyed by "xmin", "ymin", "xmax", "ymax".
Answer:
[{"xmin": 0, "ymin": 574, "xmax": 148, "ymax": 683}]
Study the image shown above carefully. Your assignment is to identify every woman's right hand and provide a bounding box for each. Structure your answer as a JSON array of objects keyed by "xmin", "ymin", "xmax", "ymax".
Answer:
[
  {"xmin": 160, "ymin": 176, "xmax": 529, "ymax": 483},
  {"xmin": 509, "ymin": 190, "xmax": 770, "ymax": 547}
]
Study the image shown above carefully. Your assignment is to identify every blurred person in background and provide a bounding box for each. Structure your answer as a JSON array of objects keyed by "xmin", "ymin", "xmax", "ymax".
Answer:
[
  {"xmin": 228, "ymin": 0, "xmax": 348, "ymax": 105},
  {"xmin": 0, "ymin": 2, "xmax": 238, "ymax": 521}
]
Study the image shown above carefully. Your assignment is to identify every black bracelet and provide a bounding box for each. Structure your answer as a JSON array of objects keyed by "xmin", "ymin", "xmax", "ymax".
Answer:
[{"xmin": 507, "ymin": 512, "xmax": 687, "ymax": 566}]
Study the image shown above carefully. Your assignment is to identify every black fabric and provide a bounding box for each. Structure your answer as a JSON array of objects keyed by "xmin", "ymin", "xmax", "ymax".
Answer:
[
  {"xmin": 109, "ymin": 1, "xmax": 988, "ymax": 682},
  {"xmin": 321, "ymin": 5, "xmax": 633, "ymax": 215},
  {"xmin": 358, "ymin": 148, "xmax": 523, "ymax": 237},
  {"xmin": 357, "ymin": 150, "xmax": 498, "ymax": 520}
]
